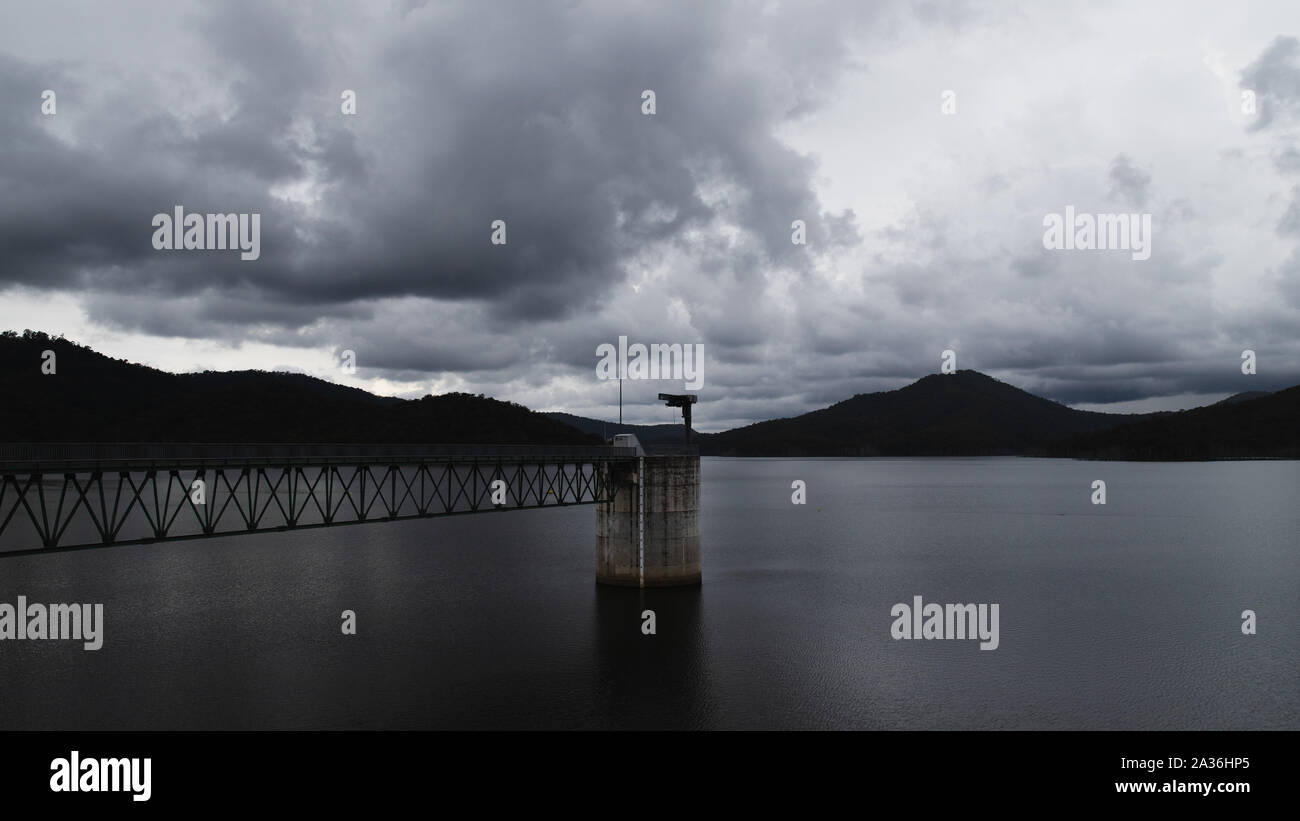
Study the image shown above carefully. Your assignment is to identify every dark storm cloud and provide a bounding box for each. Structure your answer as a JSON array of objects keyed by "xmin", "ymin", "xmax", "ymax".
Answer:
[
  {"xmin": 0, "ymin": 1, "xmax": 867, "ymax": 337},
  {"xmin": 0, "ymin": 58, "xmax": 163, "ymax": 287}
]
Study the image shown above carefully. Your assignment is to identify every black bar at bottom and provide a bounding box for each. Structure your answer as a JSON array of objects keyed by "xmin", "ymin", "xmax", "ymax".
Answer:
[{"xmin": 0, "ymin": 730, "xmax": 1286, "ymax": 809}]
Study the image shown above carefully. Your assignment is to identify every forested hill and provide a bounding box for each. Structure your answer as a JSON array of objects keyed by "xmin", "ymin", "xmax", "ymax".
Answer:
[
  {"xmin": 1047, "ymin": 386, "xmax": 1299, "ymax": 460},
  {"xmin": 0, "ymin": 331, "xmax": 599, "ymax": 445},
  {"xmin": 701, "ymin": 370, "xmax": 1149, "ymax": 456},
  {"xmin": 703, "ymin": 370, "xmax": 1296, "ymax": 459}
]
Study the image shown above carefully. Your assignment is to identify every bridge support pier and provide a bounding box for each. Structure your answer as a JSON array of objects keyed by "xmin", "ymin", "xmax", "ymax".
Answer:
[{"xmin": 595, "ymin": 451, "xmax": 701, "ymax": 587}]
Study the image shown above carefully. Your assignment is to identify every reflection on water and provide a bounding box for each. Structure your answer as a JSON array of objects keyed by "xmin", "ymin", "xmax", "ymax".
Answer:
[{"xmin": 591, "ymin": 585, "xmax": 712, "ymax": 729}]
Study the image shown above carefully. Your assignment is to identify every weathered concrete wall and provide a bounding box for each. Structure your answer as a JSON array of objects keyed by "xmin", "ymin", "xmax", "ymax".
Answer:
[{"xmin": 595, "ymin": 455, "xmax": 701, "ymax": 587}]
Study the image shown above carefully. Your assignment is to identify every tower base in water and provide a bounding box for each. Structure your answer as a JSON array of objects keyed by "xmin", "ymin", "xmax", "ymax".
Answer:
[{"xmin": 595, "ymin": 450, "xmax": 701, "ymax": 587}]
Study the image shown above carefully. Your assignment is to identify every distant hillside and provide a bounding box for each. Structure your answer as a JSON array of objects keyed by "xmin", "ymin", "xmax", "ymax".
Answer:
[
  {"xmin": 0, "ymin": 331, "xmax": 600, "ymax": 445},
  {"xmin": 543, "ymin": 412, "xmax": 707, "ymax": 446},
  {"xmin": 703, "ymin": 370, "xmax": 1155, "ymax": 456},
  {"xmin": 1214, "ymin": 390, "xmax": 1271, "ymax": 405},
  {"xmin": 1050, "ymin": 386, "xmax": 1300, "ymax": 460}
]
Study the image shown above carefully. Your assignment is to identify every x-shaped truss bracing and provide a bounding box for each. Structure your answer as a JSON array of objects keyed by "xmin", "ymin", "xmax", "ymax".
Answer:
[{"xmin": 0, "ymin": 457, "xmax": 624, "ymax": 557}]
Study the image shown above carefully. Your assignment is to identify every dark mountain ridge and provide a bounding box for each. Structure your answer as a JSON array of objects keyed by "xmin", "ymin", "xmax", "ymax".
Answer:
[
  {"xmin": 0, "ymin": 330, "xmax": 599, "ymax": 445},
  {"xmin": 703, "ymin": 370, "xmax": 1160, "ymax": 456},
  {"xmin": 1049, "ymin": 386, "xmax": 1299, "ymax": 460}
]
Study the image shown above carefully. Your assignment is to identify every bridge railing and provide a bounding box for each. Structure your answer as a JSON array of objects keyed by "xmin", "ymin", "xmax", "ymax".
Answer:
[{"xmin": 0, "ymin": 442, "xmax": 638, "ymax": 470}]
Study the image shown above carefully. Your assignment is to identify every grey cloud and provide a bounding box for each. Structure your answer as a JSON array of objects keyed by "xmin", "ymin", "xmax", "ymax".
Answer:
[
  {"xmin": 1273, "ymin": 145, "xmax": 1300, "ymax": 173},
  {"xmin": 1241, "ymin": 35, "xmax": 1300, "ymax": 132},
  {"xmin": 1277, "ymin": 186, "xmax": 1300, "ymax": 236},
  {"xmin": 1107, "ymin": 155, "xmax": 1151, "ymax": 208}
]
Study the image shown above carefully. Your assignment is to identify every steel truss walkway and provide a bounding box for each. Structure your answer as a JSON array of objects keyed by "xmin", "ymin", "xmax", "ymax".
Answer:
[{"xmin": 0, "ymin": 443, "xmax": 637, "ymax": 557}]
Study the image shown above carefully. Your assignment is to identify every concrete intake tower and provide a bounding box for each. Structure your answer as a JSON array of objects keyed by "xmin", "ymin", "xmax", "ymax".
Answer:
[{"xmin": 595, "ymin": 433, "xmax": 701, "ymax": 587}]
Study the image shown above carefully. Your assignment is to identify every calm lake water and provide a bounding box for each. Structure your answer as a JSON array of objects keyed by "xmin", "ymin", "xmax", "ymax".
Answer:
[{"xmin": 1, "ymin": 457, "xmax": 1297, "ymax": 730}]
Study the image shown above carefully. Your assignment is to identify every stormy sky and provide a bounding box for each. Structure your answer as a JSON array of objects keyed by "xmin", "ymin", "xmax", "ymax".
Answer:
[{"xmin": 2, "ymin": 0, "xmax": 1299, "ymax": 431}]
